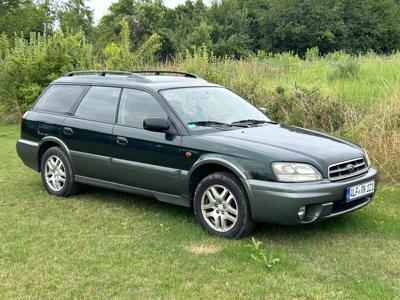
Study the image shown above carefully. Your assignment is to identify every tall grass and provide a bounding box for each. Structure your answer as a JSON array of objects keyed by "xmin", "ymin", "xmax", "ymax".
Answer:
[{"xmin": 345, "ymin": 95, "xmax": 400, "ymax": 186}]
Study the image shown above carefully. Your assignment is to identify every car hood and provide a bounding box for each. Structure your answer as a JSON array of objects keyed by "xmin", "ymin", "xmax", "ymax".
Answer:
[{"xmin": 206, "ymin": 124, "xmax": 364, "ymax": 167}]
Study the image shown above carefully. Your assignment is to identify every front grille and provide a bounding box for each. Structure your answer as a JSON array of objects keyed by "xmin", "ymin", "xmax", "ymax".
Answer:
[{"xmin": 328, "ymin": 157, "xmax": 368, "ymax": 181}]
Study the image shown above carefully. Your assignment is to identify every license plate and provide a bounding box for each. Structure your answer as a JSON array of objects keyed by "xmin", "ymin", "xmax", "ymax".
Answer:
[{"xmin": 346, "ymin": 181, "xmax": 375, "ymax": 202}]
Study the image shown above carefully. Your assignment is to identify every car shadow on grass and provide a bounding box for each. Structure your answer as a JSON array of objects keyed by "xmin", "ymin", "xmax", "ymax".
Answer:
[
  {"xmin": 71, "ymin": 184, "xmax": 379, "ymax": 243},
  {"xmin": 76, "ymin": 184, "xmax": 194, "ymax": 218}
]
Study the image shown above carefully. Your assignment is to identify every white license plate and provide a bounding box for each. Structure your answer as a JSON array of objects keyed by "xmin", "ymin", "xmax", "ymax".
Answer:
[{"xmin": 346, "ymin": 181, "xmax": 375, "ymax": 202}]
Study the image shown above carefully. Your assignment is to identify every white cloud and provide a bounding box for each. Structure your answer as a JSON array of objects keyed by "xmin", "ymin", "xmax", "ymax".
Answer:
[
  {"xmin": 86, "ymin": 0, "xmax": 116, "ymax": 23},
  {"xmin": 163, "ymin": 0, "xmax": 190, "ymax": 8}
]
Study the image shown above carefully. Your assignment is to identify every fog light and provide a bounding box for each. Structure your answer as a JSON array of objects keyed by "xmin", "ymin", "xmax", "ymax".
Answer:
[{"xmin": 298, "ymin": 206, "xmax": 307, "ymax": 221}]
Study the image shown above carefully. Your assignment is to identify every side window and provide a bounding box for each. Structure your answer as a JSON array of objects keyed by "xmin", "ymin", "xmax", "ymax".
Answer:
[
  {"xmin": 118, "ymin": 89, "xmax": 167, "ymax": 128},
  {"xmin": 34, "ymin": 85, "xmax": 87, "ymax": 115},
  {"xmin": 74, "ymin": 86, "xmax": 120, "ymax": 123}
]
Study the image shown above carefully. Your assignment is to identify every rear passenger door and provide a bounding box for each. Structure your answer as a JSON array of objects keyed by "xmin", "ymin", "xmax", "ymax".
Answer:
[
  {"xmin": 112, "ymin": 88, "xmax": 183, "ymax": 195},
  {"xmin": 62, "ymin": 86, "xmax": 121, "ymax": 181}
]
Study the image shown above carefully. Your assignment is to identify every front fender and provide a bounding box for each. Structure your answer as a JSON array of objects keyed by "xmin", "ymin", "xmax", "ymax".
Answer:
[{"xmin": 185, "ymin": 154, "xmax": 255, "ymax": 205}]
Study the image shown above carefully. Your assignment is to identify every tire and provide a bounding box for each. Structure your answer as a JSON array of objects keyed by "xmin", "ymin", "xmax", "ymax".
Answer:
[
  {"xmin": 193, "ymin": 171, "xmax": 255, "ymax": 238},
  {"xmin": 40, "ymin": 146, "xmax": 79, "ymax": 197}
]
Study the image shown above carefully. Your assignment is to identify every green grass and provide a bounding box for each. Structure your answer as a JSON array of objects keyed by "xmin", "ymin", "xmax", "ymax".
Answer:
[
  {"xmin": 1, "ymin": 123, "xmax": 399, "ymax": 299},
  {"xmin": 258, "ymin": 54, "xmax": 400, "ymax": 107}
]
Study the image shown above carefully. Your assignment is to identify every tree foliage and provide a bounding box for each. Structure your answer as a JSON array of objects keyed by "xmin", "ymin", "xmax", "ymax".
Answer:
[
  {"xmin": 1, "ymin": 0, "xmax": 400, "ymax": 57},
  {"xmin": 58, "ymin": 0, "xmax": 94, "ymax": 37},
  {"xmin": 0, "ymin": 0, "xmax": 54, "ymax": 38},
  {"xmin": 260, "ymin": 0, "xmax": 400, "ymax": 55}
]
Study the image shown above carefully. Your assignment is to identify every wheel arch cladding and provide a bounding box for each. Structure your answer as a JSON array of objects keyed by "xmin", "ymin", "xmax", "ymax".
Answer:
[
  {"xmin": 188, "ymin": 160, "xmax": 252, "ymax": 209},
  {"xmin": 38, "ymin": 137, "xmax": 71, "ymax": 170}
]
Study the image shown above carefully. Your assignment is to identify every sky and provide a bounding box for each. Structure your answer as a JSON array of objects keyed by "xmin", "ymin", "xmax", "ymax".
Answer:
[{"xmin": 87, "ymin": 0, "xmax": 193, "ymax": 23}]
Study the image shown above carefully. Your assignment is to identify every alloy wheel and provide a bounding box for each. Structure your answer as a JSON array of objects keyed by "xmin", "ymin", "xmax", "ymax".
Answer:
[
  {"xmin": 44, "ymin": 155, "xmax": 66, "ymax": 192},
  {"xmin": 200, "ymin": 184, "xmax": 239, "ymax": 232}
]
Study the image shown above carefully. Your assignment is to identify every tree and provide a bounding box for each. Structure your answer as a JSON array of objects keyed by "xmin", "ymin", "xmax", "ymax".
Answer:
[
  {"xmin": 259, "ymin": 0, "xmax": 346, "ymax": 55},
  {"xmin": 162, "ymin": 0, "xmax": 209, "ymax": 56},
  {"xmin": 340, "ymin": 0, "xmax": 400, "ymax": 53},
  {"xmin": 0, "ymin": 0, "xmax": 55, "ymax": 38},
  {"xmin": 95, "ymin": 0, "xmax": 165, "ymax": 55},
  {"xmin": 58, "ymin": 0, "xmax": 94, "ymax": 37},
  {"xmin": 259, "ymin": 0, "xmax": 400, "ymax": 55},
  {"xmin": 208, "ymin": 0, "xmax": 251, "ymax": 57}
]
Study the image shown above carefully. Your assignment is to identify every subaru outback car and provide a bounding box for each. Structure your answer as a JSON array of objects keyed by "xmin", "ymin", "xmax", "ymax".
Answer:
[{"xmin": 16, "ymin": 70, "xmax": 378, "ymax": 238}]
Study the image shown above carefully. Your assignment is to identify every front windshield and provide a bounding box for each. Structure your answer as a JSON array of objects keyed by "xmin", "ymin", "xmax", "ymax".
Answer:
[{"xmin": 160, "ymin": 87, "xmax": 270, "ymax": 128}]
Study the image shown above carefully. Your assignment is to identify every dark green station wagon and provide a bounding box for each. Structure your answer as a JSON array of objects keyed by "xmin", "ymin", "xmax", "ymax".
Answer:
[{"xmin": 17, "ymin": 70, "xmax": 378, "ymax": 238}]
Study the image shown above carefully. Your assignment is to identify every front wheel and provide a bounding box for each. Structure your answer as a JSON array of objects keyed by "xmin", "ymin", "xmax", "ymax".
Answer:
[
  {"xmin": 40, "ymin": 147, "xmax": 79, "ymax": 197},
  {"xmin": 194, "ymin": 171, "xmax": 255, "ymax": 238}
]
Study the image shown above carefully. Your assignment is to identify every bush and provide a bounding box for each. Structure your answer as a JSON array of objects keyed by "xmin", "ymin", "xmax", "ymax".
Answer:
[
  {"xmin": 102, "ymin": 20, "xmax": 161, "ymax": 70},
  {"xmin": 0, "ymin": 23, "xmax": 161, "ymax": 121},
  {"xmin": 0, "ymin": 32, "xmax": 96, "ymax": 121},
  {"xmin": 267, "ymin": 86, "xmax": 360, "ymax": 132},
  {"xmin": 329, "ymin": 59, "xmax": 360, "ymax": 80}
]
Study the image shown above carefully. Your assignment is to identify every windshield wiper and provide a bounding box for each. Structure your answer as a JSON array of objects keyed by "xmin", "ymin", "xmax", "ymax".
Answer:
[
  {"xmin": 187, "ymin": 121, "xmax": 233, "ymax": 128},
  {"xmin": 231, "ymin": 119, "xmax": 277, "ymax": 126}
]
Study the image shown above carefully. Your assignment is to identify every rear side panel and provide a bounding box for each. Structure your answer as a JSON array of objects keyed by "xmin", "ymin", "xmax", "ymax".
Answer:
[
  {"xmin": 17, "ymin": 111, "xmax": 67, "ymax": 171},
  {"xmin": 21, "ymin": 111, "xmax": 67, "ymax": 142}
]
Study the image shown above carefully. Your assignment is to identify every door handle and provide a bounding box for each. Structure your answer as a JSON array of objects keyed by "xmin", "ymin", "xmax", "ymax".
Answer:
[
  {"xmin": 63, "ymin": 127, "xmax": 73, "ymax": 136},
  {"xmin": 116, "ymin": 136, "xmax": 128, "ymax": 145}
]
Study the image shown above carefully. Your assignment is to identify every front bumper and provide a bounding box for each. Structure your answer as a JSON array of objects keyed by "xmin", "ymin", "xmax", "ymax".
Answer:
[{"xmin": 247, "ymin": 167, "xmax": 378, "ymax": 225}]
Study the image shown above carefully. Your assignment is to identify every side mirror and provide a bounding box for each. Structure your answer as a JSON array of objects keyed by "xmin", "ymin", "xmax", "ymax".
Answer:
[
  {"xmin": 143, "ymin": 118, "xmax": 170, "ymax": 132},
  {"xmin": 258, "ymin": 107, "xmax": 268, "ymax": 115}
]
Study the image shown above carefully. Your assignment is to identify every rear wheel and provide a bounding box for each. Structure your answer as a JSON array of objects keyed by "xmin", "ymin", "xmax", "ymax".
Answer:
[
  {"xmin": 194, "ymin": 171, "xmax": 255, "ymax": 238},
  {"xmin": 40, "ymin": 147, "xmax": 79, "ymax": 197}
]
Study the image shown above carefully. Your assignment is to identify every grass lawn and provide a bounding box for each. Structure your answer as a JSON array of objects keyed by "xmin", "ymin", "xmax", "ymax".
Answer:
[{"xmin": 0, "ymin": 123, "xmax": 399, "ymax": 299}]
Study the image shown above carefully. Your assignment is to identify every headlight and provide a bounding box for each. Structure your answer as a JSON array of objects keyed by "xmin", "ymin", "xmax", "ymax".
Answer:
[
  {"xmin": 363, "ymin": 148, "xmax": 371, "ymax": 167},
  {"xmin": 272, "ymin": 162, "xmax": 322, "ymax": 182}
]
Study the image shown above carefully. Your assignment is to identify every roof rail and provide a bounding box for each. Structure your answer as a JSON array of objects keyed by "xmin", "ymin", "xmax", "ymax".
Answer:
[
  {"xmin": 130, "ymin": 70, "xmax": 199, "ymax": 79},
  {"xmin": 64, "ymin": 70, "xmax": 149, "ymax": 82}
]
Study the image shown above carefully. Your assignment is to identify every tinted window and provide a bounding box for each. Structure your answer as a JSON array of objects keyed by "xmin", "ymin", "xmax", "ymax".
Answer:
[
  {"xmin": 118, "ymin": 89, "xmax": 167, "ymax": 128},
  {"xmin": 34, "ymin": 85, "xmax": 87, "ymax": 114},
  {"xmin": 75, "ymin": 86, "xmax": 120, "ymax": 123}
]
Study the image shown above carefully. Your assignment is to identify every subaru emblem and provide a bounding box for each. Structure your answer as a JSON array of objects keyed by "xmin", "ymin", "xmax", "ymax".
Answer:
[{"xmin": 346, "ymin": 164, "xmax": 355, "ymax": 172}]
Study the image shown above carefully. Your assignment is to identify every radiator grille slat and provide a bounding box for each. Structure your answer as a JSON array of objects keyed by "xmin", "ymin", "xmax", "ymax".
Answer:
[{"xmin": 328, "ymin": 158, "xmax": 368, "ymax": 181}]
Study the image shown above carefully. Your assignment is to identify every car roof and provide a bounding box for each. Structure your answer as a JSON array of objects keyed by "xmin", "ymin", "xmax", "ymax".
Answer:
[{"xmin": 51, "ymin": 73, "xmax": 220, "ymax": 91}]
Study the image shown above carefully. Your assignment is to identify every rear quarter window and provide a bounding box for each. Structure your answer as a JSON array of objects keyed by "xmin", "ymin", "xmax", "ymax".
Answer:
[{"xmin": 34, "ymin": 85, "xmax": 88, "ymax": 115}]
